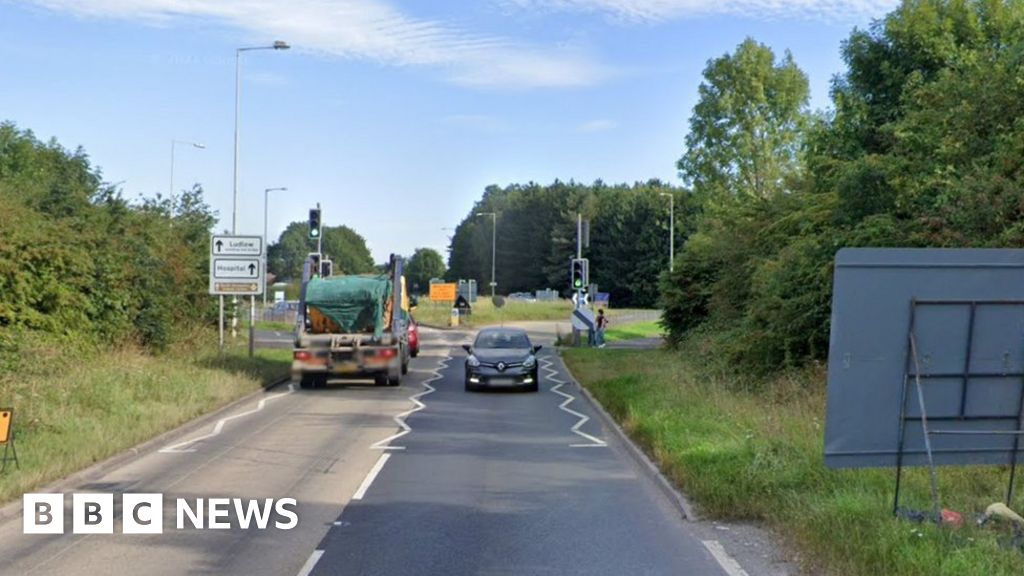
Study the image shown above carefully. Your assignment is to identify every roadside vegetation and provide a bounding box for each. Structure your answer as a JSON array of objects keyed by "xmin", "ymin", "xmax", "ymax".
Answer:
[
  {"xmin": 0, "ymin": 330, "xmax": 290, "ymax": 504},
  {"xmin": 0, "ymin": 122, "xmax": 291, "ymax": 501},
  {"xmin": 565, "ymin": 342, "xmax": 1024, "ymax": 576},
  {"xmin": 602, "ymin": 320, "xmax": 663, "ymax": 343}
]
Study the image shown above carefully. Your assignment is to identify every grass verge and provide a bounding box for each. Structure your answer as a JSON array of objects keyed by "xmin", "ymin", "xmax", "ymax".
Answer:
[
  {"xmin": 0, "ymin": 329, "xmax": 291, "ymax": 505},
  {"xmin": 603, "ymin": 320, "xmax": 663, "ymax": 343},
  {"xmin": 563, "ymin": 345, "xmax": 1024, "ymax": 576},
  {"xmin": 413, "ymin": 298, "xmax": 652, "ymax": 329}
]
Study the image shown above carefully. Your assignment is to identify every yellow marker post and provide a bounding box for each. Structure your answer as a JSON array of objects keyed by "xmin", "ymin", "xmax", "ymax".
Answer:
[{"xmin": 0, "ymin": 408, "xmax": 18, "ymax": 473}]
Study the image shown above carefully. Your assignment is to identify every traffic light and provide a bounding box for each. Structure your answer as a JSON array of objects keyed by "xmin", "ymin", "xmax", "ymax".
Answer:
[
  {"xmin": 308, "ymin": 208, "xmax": 321, "ymax": 240},
  {"xmin": 320, "ymin": 259, "xmax": 333, "ymax": 278},
  {"xmin": 308, "ymin": 252, "xmax": 321, "ymax": 278},
  {"xmin": 571, "ymin": 258, "xmax": 588, "ymax": 290}
]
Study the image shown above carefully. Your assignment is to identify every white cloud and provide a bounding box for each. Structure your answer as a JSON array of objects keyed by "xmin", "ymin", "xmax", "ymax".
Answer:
[
  {"xmin": 504, "ymin": 0, "xmax": 898, "ymax": 23},
  {"xmin": 579, "ymin": 119, "xmax": 617, "ymax": 132},
  {"xmin": 28, "ymin": 0, "xmax": 608, "ymax": 88}
]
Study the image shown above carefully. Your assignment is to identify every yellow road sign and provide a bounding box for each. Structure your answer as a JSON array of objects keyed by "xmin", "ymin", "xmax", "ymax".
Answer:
[
  {"xmin": 0, "ymin": 409, "xmax": 11, "ymax": 444},
  {"xmin": 430, "ymin": 283, "xmax": 457, "ymax": 302}
]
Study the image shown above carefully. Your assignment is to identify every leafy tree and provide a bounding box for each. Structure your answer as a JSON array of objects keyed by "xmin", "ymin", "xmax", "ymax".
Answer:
[
  {"xmin": 678, "ymin": 38, "xmax": 809, "ymax": 199},
  {"xmin": 268, "ymin": 222, "xmax": 374, "ymax": 280},
  {"xmin": 405, "ymin": 248, "xmax": 446, "ymax": 294}
]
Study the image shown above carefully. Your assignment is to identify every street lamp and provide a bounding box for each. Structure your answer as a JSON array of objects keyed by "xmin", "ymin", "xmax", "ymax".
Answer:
[
  {"xmin": 169, "ymin": 139, "xmax": 204, "ymax": 207},
  {"xmin": 263, "ymin": 187, "xmax": 288, "ymax": 307},
  {"xmin": 232, "ymin": 40, "xmax": 290, "ymax": 235},
  {"xmin": 475, "ymin": 212, "xmax": 496, "ymax": 296},
  {"xmin": 659, "ymin": 192, "xmax": 675, "ymax": 272},
  {"xmin": 231, "ymin": 40, "xmax": 289, "ymax": 341}
]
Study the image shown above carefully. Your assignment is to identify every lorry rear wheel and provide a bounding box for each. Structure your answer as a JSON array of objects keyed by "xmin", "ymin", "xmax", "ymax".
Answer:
[
  {"xmin": 299, "ymin": 375, "xmax": 317, "ymax": 389},
  {"xmin": 374, "ymin": 374, "xmax": 388, "ymax": 387}
]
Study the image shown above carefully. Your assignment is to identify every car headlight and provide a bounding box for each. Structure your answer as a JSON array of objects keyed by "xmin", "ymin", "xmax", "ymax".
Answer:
[
  {"xmin": 467, "ymin": 355, "xmax": 480, "ymax": 367},
  {"xmin": 523, "ymin": 355, "xmax": 536, "ymax": 369}
]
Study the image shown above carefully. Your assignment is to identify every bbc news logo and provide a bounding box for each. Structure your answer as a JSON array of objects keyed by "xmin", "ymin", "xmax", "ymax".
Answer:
[{"xmin": 24, "ymin": 493, "xmax": 298, "ymax": 534}]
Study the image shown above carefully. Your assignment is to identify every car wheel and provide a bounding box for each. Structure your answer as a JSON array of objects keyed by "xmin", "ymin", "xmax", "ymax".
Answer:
[
  {"xmin": 411, "ymin": 348, "xmax": 419, "ymax": 358},
  {"xmin": 464, "ymin": 378, "xmax": 476, "ymax": 392},
  {"xmin": 401, "ymin": 360, "xmax": 409, "ymax": 375},
  {"xmin": 388, "ymin": 365, "xmax": 402, "ymax": 387}
]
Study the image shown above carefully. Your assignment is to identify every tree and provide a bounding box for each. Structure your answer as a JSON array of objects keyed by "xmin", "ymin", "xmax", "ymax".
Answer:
[
  {"xmin": 405, "ymin": 248, "xmax": 446, "ymax": 294},
  {"xmin": 268, "ymin": 222, "xmax": 374, "ymax": 280},
  {"xmin": 678, "ymin": 38, "xmax": 809, "ymax": 199}
]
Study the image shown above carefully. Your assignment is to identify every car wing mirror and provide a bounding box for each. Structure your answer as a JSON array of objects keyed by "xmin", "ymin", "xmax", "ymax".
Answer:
[
  {"xmin": 533, "ymin": 345, "xmax": 543, "ymax": 353},
  {"xmin": 462, "ymin": 344, "xmax": 472, "ymax": 353}
]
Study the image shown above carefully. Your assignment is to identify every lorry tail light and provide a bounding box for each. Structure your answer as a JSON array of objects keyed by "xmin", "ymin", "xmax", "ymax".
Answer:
[
  {"xmin": 378, "ymin": 348, "xmax": 397, "ymax": 358},
  {"xmin": 294, "ymin": 350, "xmax": 312, "ymax": 361}
]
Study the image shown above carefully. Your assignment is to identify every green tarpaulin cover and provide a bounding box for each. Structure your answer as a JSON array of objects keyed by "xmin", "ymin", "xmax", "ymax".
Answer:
[{"xmin": 305, "ymin": 275, "xmax": 392, "ymax": 339}]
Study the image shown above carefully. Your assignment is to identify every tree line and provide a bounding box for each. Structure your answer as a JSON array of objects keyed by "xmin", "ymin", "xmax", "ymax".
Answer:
[
  {"xmin": 0, "ymin": 122, "xmax": 216, "ymax": 357},
  {"xmin": 663, "ymin": 0, "xmax": 1024, "ymax": 373},
  {"xmin": 446, "ymin": 180, "xmax": 690, "ymax": 308}
]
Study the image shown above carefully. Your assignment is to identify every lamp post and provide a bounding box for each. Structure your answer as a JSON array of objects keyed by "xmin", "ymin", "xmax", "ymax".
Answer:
[
  {"xmin": 475, "ymin": 213, "xmax": 496, "ymax": 296},
  {"xmin": 659, "ymin": 192, "xmax": 675, "ymax": 272},
  {"xmin": 232, "ymin": 40, "xmax": 290, "ymax": 235},
  {"xmin": 169, "ymin": 139, "xmax": 204, "ymax": 206},
  {"xmin": 263, "ymin": 187, "xmax": 287, "ymax": 308},
  {"xmin": 231, "ymin": 40, "xmax": 289, "ymax": 341}
]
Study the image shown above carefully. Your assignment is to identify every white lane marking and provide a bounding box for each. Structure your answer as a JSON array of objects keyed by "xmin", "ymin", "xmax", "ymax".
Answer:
[
  {"xmin": 541, "ymin": 356, "xmax": 607, "ymax": 448},
  {"xmin": 296, "ymin": 549, "xmax": 324, "ymax": 576},
  {"xmin": 159, "ymin": 383, "xmax": 297, "ymax": 453},
  {"xmin": 702, "ymin": 540, "xmax": 750, "ymax": 576},
  {"xmin": 352, "ymin": 453, "xmax": 391, "ymax": 500},
  {"xmin": 370, "ymin": 355, "xmax": 449, "ymax": 450}
]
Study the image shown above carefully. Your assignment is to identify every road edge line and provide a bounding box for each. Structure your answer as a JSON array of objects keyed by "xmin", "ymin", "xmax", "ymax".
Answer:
[
  {"xmin": 555, "ymin": 349, "xmax": 698, "ymax": 521},
  {"xmin": 702, "ymin": 540, "xmax": 751, "ymax": 576}
]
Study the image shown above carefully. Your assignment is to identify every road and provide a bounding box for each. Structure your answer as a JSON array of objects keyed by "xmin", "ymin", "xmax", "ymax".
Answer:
[{"xmin": 0, "ymin": 326, "xmax": 761, "ymax": 576}]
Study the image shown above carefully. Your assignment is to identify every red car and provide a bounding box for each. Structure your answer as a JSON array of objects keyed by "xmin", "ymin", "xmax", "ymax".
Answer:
[{"xmin": 407, "ymin": 315, "xmax": 420, "ymax": 357}]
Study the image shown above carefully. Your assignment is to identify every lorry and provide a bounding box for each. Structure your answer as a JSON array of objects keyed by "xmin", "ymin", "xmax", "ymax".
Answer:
[{"xmin": 291, "ymin": 254, "xmax": 410, "ymax": 389}]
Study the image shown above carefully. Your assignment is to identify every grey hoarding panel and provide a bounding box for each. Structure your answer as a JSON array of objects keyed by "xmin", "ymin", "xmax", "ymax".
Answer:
[{"xmin": 824, "ymin": 248, "xmax": 1024, "ymax": 468}]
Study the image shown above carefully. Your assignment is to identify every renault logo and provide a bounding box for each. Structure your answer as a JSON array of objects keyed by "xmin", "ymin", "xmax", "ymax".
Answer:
[{"xmin": 496, "ymin": 362, "xmax": 507, "ymax": 372}]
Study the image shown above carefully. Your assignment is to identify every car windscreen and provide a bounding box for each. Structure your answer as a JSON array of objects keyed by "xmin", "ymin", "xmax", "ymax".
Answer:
[{"xmin": 474, "ymin": 331, "xmax": 530, "ymax": 349}]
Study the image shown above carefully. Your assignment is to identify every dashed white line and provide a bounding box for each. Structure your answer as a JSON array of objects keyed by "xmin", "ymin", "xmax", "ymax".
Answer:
[
  {"xmin": 295, "ymin": 549, "xmax": 324, "ymax": 576},
  {"xmin": 159, "ymin": 383, "xmax": 297, "ymax": 453},
  {"xmin": 702, "ymin": 540, "xmax": 750, "ymax": 576},
  {"xmin": 370, "ymin": 355, "xmax": 450, "ymax": 450},
  {"xmin": 541, "ymin": 357, "xmax": 607, "ymax": 448},
  {"xmin": 353, "ymin": 453, "xmax": 391, "ymax": 500}
]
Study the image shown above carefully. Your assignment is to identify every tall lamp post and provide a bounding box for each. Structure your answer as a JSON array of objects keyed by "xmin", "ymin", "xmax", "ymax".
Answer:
[
  {"xmin": 231, "ymin": 40, "xmax": 289, "ymax": 341},
  {"xmin": 263, "ymin": 186, "xmax": 287, "ymax": 308},
  {"xmin": 169, "ymin": 139, "xmax": 204, "ymax": 205},
  {"xmin": 659, "ymin": 192, "xmax": 675, "ymax": 272},
  {"xmin": 475, "ymin": 212, "xmax": 496, "ymax": 296}
]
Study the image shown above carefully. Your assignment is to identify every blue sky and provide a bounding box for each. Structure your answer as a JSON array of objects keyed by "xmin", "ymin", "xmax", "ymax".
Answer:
[{"xmin": 0, "ymin": 0, "xmax": 897, "ymax": 262}]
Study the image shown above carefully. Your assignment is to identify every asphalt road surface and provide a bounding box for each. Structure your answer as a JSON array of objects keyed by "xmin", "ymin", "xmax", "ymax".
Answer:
[{"xmin": 0, "ymin": 327, "xmax": 751, "ymax": 576}]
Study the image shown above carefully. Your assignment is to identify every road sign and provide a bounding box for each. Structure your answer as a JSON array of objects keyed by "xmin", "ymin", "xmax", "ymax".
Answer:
[
  {"xmin": 571, "ymin": 307, "xmax": 595, "ymax": 331},
  {"xmin": 430, "ymin": 283, "xmax": 457, "ymax": 302},
  {"xmin": 0, "ymin": 409, "xmax": 10, "ymax": 444},
  {"xmin": 209, "ymin": 256, "xmax": 264, "ymax": 295},
  {"xmin": 211, "ymin": 235, "xmax": 263, "ymax": 256},
  {"xmin": 571, "ymin": 292, "xmax": 590, "ymax": 306}
]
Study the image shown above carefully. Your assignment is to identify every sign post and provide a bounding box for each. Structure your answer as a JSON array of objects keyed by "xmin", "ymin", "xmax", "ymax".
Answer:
[
  {"xmin": 0, "ymin": 408, "xmax": 17, "ymax": 473},
  {"xmin": 210, "ymin": 235, "xmax": 265, "ymax": 354}
]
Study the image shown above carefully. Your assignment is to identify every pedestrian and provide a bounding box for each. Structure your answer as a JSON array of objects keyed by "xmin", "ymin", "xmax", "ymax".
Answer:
[{"xmin": 596, "ymin": 309, "xmax": 608, "ymax": 348}]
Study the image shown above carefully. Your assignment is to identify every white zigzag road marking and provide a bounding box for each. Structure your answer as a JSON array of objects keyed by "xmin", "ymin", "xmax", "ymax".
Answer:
[
  {"xmin": 371, "ymin": 355, "xmax": 450, "ymax": 450},
  {"xmin": 541, "ymin": 356, "xmax": 607, "ymax": 448},
  {"xmin": 159, "ymin": 383, "xmax": 297, "ymax": 453}
]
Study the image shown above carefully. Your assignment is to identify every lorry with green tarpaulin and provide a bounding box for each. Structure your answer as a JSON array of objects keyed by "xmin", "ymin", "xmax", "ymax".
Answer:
[{"xmin": 292, "ymin": 254, "xmax": 410, "ymax": 388}]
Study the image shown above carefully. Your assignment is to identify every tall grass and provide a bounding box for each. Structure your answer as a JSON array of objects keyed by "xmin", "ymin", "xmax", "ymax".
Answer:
[
  {"xmin": 563, "ymin": 347, "xmax": 1024, "ymax": 575},
  {"xmin": 0, "ymin": 329, "xmax": 290, "ymax": 504}
]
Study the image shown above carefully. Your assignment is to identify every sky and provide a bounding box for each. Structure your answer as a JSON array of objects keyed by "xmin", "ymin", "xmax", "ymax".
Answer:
[{"xmin": 0, "ymin": 0, "xmax": 898, "ymax": 262}]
